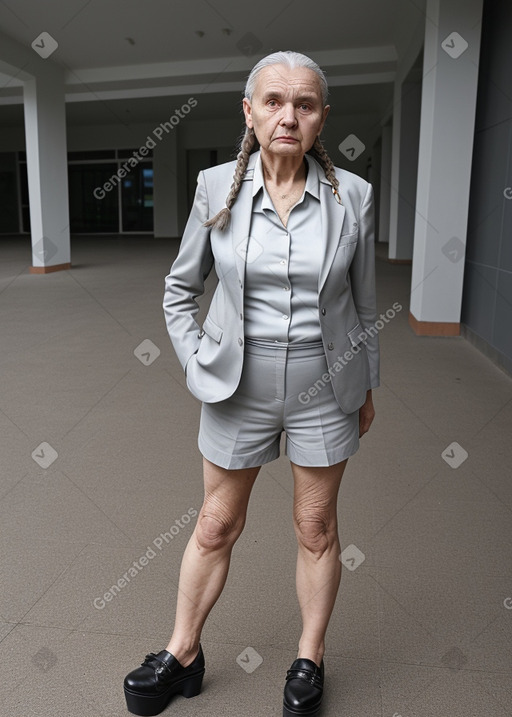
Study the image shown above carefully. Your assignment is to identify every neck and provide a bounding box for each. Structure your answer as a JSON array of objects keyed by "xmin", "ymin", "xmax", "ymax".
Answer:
[{"xmin": 260, "ymin": 150, "xmax": 306, "ymax": 186}]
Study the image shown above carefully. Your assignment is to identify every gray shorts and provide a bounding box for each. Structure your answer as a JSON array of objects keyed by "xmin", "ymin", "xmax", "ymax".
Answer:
[{"xmin": 198, "ymin": 338, "xmax": 359, "ymax": 469}]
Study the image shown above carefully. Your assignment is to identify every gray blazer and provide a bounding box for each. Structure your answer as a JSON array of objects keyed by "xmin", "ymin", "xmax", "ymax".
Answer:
[{"xmin": 163, "ymin": 150, "xmax": 379, "ymax": 414}]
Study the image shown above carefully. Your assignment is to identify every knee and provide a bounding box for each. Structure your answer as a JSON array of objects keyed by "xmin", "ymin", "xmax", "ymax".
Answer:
[
  {"xmin": 195, "ymin": 508, "xmax": 242, "ymax": 552},
  {"xmin": 294, "ymin": 512, "xmax": 336, "ymax": 557}
]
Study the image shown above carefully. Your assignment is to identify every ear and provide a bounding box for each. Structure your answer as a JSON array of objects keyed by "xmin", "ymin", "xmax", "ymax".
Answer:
[
  {"xmin": 318, "ymin": 104, "xmax": 330, "ymax": 135},
  {"xmin": 242, "ymin": 97, "xmax": 253, "ymax": 129}
]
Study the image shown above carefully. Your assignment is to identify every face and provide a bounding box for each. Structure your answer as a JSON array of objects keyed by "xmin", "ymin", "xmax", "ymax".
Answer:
[{"xmin": 243, "ymin": 64, "xmax": 329, "ymax": 158}]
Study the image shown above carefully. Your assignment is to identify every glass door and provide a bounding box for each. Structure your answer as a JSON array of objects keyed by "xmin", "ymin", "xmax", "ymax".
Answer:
[
  {"xmin": 69, "ymin": 164, "xmax": 119, "ymax": 232},
  {"xmin": 120, "ymin": 165, "xmax": 154, "ymax": 232}
]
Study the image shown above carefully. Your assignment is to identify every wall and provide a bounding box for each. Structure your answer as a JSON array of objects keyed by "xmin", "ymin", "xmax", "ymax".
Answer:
[
  {"xmin": 462, "ymin": 0, "xmax": 512, "ymax": 374},
  {"xmin": 0, "ymin": 151, "xmax": 19, "ymax": 231},
  {"xmin": 395, "ymin": 69, "xmax": 422, "ymax": 259}
]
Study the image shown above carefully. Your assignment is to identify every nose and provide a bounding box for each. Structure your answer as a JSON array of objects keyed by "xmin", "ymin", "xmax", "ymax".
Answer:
[{"xmin": 279, "ymin": 102, "xmax": 298, "ymax": 127}]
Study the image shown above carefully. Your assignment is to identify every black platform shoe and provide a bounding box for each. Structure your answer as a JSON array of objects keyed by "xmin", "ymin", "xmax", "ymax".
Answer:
[
  {"xmin": 283, "ymin": 657, "xmax": 324, "ymax": 717},
  {"xmin": 123, "ymin": 645, "xmax": 205, "ymax": 716}
]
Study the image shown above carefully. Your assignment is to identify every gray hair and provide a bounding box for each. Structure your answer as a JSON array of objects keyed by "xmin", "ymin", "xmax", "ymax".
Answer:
[{"xmin": 244, "ymin": 51, "xmax": 329, "ymax": 106}]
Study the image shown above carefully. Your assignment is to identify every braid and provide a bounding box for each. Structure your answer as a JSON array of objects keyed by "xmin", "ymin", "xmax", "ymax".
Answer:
[
  {"xmin": 309, "ymin": 137, "xmax": 342, "ymax": 205},
  {"xmin": 204, "ymin": 127, "xmax": 257, "ymax": 230}
]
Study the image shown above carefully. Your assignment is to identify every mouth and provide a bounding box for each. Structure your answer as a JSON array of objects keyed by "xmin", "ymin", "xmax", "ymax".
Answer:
[{"xmin": 274, "ymin": 136, "xmax": 299, "ymax": 143}]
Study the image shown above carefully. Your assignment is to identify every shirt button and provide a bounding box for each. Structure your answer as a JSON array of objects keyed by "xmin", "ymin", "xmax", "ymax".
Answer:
[
  {"xmin": 328, "ymin": 342, "xmax": 334, "ymax": 350},
  {"xmin": 238, "ymin": 337, "xmax": 243, "ymax": 346},
  {"xmin": 280, "ymin": 260, "xmax": 286, "ymax": 265},
  {"xmin": 283, "ymin": 286, "xmax": 290, "ymax": 291},
  {"xmin": 282, "ymin": 315, "xmax": 289, "ymax": 320}
]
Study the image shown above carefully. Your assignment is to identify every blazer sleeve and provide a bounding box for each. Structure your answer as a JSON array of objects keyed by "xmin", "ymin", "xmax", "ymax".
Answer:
[
  {"xmin": 163, "ymin": 171, "xmax": 214, "ymax": 372},
  {"xmin": 349, "ymin": 182, "xmax": 380, "ymax": 390}
]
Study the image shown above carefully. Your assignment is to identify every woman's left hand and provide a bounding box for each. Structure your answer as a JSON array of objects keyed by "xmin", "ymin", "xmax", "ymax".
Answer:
[{"xmin": 359, "ymin": 390, "xmax": 375, "ymax": 437}]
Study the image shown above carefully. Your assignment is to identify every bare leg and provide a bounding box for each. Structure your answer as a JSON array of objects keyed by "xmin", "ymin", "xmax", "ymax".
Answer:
[
  {"xmin": 291, "ymin": 460, "xmax": 347, "ymax": 667},
  {"xmin": 165, "ymin": 458, "xmax": 260, "ymax": 666}
]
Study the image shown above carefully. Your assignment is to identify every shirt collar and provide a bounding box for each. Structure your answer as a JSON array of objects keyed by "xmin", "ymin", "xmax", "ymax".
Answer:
[{"xmin": 252, "ymin": 152, "xmax": 321, "ymax": 203}]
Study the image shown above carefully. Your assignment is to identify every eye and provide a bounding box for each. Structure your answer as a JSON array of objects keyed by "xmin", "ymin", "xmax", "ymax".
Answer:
[
  {"xmin": 299, "ymin": 103, "xmax": 311, "ymax": 111},
  {"xmin": 267, "ymin": 99, "xmax": 278, "ymax": 107}
]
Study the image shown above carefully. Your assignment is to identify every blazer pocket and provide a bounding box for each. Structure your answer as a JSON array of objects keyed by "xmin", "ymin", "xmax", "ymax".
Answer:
[
  {"xmin": 337, "ymin": 231, "xmax": 358, "ymax": 248},
  {"xmin": 202, "ymin": 314, "xmax": 223, "ymax": 343},
  {"xmin": 347, "ymin": 323, "xmax": 365, "ymax": 347}
]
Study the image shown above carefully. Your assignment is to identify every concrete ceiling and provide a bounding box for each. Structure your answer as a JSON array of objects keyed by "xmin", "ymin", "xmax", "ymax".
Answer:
[{"xmin": 0, "ymin": 0, "xmax": 427, "ymax": 127}]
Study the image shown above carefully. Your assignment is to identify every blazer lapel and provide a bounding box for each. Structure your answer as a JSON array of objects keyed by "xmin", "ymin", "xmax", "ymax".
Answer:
[{"xmin": 318, "ymin": 178, "xmax": 346, "ymax": 292}]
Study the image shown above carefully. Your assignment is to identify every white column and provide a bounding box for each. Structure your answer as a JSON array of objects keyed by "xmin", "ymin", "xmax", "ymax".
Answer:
[
  {"xmin": 24, "ymin": 68, "xmax": 70, "ymax": 272},
  {"xmin": 409, "ymin": 0, "xmax": 484, "ymax": 334},
  {"xmin": 388, "ymin": 78, "xmax": 403, "ymax": 260},
  {"xmin": 387, "ymin": 16, "xmax": 427, "ymax": 260},
  {"xmin": 153, "ymin": 130, "xmax": 178, "ymax": 238},
  {"xmin": 378, "ymin": 124, "xmax": 392, "ymax": 244}
]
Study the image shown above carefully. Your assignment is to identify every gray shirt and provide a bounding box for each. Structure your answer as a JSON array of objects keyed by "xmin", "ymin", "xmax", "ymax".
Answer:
[{"xmin": 244, "ymin": 153, "xmax": 324, "ymax": 343}]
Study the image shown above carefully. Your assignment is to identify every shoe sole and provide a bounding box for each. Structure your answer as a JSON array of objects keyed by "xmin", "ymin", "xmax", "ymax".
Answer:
[{"xmin": 124, "ymin": 669, "xmax": 205, "ymax": 716}]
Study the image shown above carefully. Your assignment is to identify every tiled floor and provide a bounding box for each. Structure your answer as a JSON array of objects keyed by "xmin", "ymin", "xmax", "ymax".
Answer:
[{"xmin": 1, "ymin": 236, "xmax": 511, "ymax": 716}]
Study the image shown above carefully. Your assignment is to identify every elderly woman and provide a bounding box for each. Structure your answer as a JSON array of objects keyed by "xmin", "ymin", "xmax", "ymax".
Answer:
[{"xmin": 124, "ymin": 50, "xmax": 379, "ymax": 717}]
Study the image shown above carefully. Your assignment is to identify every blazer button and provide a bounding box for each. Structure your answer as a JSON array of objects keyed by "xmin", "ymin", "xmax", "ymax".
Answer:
[
  {"xmin": 238, "ymin": 337, "xmax": 243, "ymax": 346},
  {"xmin": 328, "ymin": 342, "xmax": 334, "ymax": 350},
  {"xmin": 321, "ymin": 308, "xmax": 326, "ymax": 316}
]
